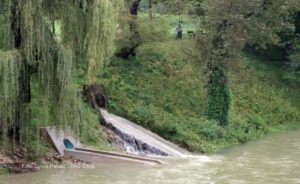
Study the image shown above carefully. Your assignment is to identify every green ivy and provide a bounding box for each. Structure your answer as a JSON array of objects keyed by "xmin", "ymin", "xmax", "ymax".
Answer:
[{"xmin": 206, "ymin": 67, "xmax": 230, "ymax": 126}]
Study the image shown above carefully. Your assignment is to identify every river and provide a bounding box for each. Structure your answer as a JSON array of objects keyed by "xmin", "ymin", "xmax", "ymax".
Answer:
[{"xmin": 0, "ymin": 130, "xmax": 299, "ymax": 184}]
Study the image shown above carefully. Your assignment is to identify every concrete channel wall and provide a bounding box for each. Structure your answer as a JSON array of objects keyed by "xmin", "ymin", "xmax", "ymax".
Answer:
[
  {"xmin": 65, "ymin": 148, "xmax": 163, "ymax": 165},
  {"xmin": 40, "ymin": 127, "xmax": 81, "ymax": 156},
  {"xmin": 41, "ymin": 127, "xmax": 163, "ymax": 166}
]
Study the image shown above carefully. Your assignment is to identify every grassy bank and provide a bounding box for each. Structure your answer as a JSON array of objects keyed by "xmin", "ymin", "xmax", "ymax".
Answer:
[{"xmin": 102, "ymin": 40, "xmax": 300, "ymax": 153}]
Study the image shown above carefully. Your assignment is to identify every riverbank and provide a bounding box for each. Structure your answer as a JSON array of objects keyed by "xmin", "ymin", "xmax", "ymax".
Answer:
[
  {"xmin": 102, "ymin": 40, "xmax": 300, "ymax": 153},
  {"xmin": 2, "ymin": 39, "xmax": 299, "ymax": 170},
  {"xmin": 0, "ymin": 148, "xmax": 89, "ymax": 175}
]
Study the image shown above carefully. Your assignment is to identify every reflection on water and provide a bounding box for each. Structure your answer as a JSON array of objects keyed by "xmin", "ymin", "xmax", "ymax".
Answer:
[{"xmin": 1, "ymin": 130, "xmax": 300, "ymax": 184}]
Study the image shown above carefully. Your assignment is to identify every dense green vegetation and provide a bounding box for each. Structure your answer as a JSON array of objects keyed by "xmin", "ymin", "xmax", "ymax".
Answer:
[
  {"xmin": 103, "ymin": 39, "xmax": 300, "ymax": 153},
  {"xmin": 0, "ymin": 0, "xmax": 118, "ymax": 158},
  {"xmin": 0, "ymin": 0, "xmax": 300, "ymax": 159},
  {"xmin": 31, "ymin": 77, "xmax": 113, "ymax": 153}
]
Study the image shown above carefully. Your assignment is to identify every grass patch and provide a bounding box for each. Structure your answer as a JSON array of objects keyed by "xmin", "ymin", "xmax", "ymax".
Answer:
[
  {"xmin": 102, "ymin": 39, "xmax": 300, "ymax": 153},
  {"xmin": 0, "ymin": 167, "xmax": 9, "ymax": 176},
  {"xmin": 137, "ymin": 13, "xmax": 199, "ymax": 42}
]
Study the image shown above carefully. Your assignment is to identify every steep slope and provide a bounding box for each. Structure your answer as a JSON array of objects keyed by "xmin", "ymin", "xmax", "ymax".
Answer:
[{"xmin": 103, "ymin": 40, "xmax": 300, "ymax": 153}]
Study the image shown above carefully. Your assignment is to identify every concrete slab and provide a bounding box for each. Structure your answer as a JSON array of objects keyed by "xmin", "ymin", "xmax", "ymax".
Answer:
[
  {"xmin": 65, "ymin": 148, "xmax": 163, "ymax": 166},
  {"xmin": 100, "ymin": 109, "xmax": 191, "ymax": 157},
  {"xmin": 41, "ymin": 127, "xmax": 163, "ymax": 165},
  {"xmin": 40, "ymin": 127, "xmax": 81, "ymax": 156}
]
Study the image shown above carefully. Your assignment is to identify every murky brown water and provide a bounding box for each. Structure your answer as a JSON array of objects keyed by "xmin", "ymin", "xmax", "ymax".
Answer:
[{"xmin": 1, "ymin": 130, "xmax": 299, "ymax": 184}]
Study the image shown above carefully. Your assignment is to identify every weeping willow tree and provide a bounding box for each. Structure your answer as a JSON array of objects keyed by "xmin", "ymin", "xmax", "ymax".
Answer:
[{"xmin": 0, "ymin": 0, "xmax": 119, "ymax": 157}]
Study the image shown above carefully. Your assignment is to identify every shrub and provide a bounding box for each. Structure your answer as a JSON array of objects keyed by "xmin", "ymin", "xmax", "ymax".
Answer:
[{"xmin": 197, "ymin": 120, "xmax": 225, "ymax": 140}]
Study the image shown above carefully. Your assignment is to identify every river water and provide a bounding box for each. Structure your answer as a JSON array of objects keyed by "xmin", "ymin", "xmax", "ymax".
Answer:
[{"xmin": 1, "ymin": 130, "xmax": 299, "ymax": 184}]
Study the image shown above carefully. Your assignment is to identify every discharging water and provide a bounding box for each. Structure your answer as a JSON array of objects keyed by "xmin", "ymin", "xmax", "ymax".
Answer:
[
  {"xmin": 1, "ymin": 130, "xmax": 300, "ymax": 184},
  {"xmin": 100, "ymin": 109, "xmax": 190, "ymax": 157}
]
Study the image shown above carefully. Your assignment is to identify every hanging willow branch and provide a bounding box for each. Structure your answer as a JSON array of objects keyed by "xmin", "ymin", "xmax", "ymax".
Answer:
[
  {"xmin": 0, "ymin": 50, "xmax": 21, "ymax": 129},
  {"xmin": 0, "ymin": 0, "xmax": 121, "ymax": 156},
  {"xmin": 85, "ymin": 0, "xmax": 117, "ymax": 83}
]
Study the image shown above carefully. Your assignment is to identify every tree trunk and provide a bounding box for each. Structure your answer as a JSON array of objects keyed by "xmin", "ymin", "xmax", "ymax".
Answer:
[
  {"xmin": 9, "ymin": 0, "xmax": 32, "ymax": 142},
  {"xmin": 149, "ymin": 0, "xmax": 153, "ymax": 19},
  {"xmin": 52, "ymin": 20, "xmax": 56, "ymax": 35},
  {"xmin": 116, "ymin": 0, "xmax": 141, "ymax": 59},
  {"xmin": 14, "ymin": 59, "xmax": 32, "ymax": 142},
  {"xmin": 295, "ymin": 11, "xmax": 300, "ymax": 34},
  {"xmin": 129, "ymin": 0, "xmax": 141, "ymax": 16}
]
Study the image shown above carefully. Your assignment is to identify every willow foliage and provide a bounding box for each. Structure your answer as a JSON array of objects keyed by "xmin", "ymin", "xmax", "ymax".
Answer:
[
  {"xmin": 0, "ymin": 0, "xmax": 13, "ymax": 50},
  {"xmin": 85, "ymin": 0, "xmax": 117, "ymax": 82},
  {"xmin": 0, "ymin": 50, "xmax": 21, "ymax": 129},
  {"xmin": 0, "ymin": 0, "xmax": 120, "ymax": 155}
]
